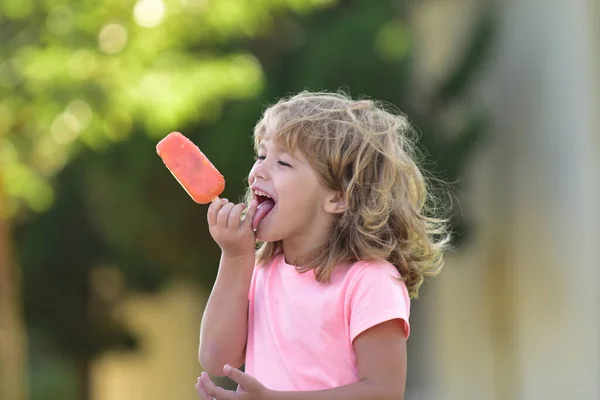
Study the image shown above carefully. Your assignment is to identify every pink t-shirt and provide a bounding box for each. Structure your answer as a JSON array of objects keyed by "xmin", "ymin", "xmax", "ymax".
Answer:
[{"xmin": 245, "ymin": 253, "xmax": 410, "ymax": 391}]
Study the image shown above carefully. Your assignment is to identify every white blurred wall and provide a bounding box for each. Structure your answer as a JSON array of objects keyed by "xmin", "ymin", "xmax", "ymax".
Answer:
[
  {"xmin": 91, "ymin": 282, "xmax": 205, "ymax": 400},
  {"xmin": 411, "ymin": 0, "xmax": 600, "ymax": 399}
]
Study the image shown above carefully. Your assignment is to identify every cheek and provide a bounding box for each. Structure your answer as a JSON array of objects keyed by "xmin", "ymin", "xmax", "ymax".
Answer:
[{"xmin": 280, "ymin": 180, "xmax": 320, "ymax": 207}]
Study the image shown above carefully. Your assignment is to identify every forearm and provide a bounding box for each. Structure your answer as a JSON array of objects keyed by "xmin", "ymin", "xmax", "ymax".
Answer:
[
  {"xmin": 270, "ymin": 380, "xmax": 400, "ymax": 400},
  {"xmin": 198, "ymin": 253, "xmax": 254, "ymax": 375}
]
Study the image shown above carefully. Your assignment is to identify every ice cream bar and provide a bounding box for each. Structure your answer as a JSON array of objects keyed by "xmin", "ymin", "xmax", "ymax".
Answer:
[{"xmin": 156, "ymin": 132, "xmax": 225, "ymax": 204}]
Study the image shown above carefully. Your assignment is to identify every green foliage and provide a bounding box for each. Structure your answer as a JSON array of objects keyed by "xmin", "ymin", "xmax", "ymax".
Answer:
[{"xmin": 0, "ymin": 0, "xmax": 334, "ymax": 217}]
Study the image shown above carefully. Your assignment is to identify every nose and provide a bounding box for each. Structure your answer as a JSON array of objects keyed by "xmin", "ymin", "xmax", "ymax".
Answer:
[{"xmin": 249, "ymin": 159, "xmax": 270, "ymax": 184}]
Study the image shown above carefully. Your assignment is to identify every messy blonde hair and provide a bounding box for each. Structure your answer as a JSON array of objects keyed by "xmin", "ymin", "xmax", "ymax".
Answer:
[{"xmin": 244, "ymin": 91, "xmax": 451, "ymax": 298}]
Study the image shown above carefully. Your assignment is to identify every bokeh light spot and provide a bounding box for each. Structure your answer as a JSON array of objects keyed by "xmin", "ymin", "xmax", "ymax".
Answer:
[
  {"xmin": 51, "ymin": 112, "xmax": 81, "ymax": 145},
  {"xmin": 134, "ymin": 0, "xmax": 166, "ymax": 28},
  {"xmin": 98, "ymin": 24, "xmax": 128, "ymax": 54},
  {"xmin": 66, "ymin": 100, "xmax": 93, "ymax": 131}
]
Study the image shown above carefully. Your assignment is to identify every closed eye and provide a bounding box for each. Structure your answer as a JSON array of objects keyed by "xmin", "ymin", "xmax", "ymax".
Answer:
[{"xmin": 254, "ymin": 155, "xmax": 291, "ymax": 168}]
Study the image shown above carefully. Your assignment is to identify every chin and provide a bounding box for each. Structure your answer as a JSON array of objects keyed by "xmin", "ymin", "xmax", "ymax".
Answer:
[
  {"xmin": 255, "ymin": 232, "xmax": 278, "ymax": 243},
  {"xmin": 255, "ymin": 226, "xmax": 284, "ymax": 243}
]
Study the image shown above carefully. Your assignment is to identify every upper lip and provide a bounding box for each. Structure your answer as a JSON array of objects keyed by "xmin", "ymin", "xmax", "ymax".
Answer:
[{"xmin": 250, "ymin": 184, "xmax": 276, "ymax": 203}]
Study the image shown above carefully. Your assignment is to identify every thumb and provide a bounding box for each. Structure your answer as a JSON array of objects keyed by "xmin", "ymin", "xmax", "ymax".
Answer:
[{"xmin": 223, "ymin": 365, "xmax": 254, "ymax": 389}]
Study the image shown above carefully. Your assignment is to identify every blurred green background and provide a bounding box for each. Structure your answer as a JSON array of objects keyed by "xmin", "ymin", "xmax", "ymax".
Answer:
[{"xmin": 2, "ymin": 1, "xmax": 599, "ymax": 400}]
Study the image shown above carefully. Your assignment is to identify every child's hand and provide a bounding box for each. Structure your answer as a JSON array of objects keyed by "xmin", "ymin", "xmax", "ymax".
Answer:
[
  {"xmin": 195, "ymin": 365, "xmax": 272, "ymax": 400},
  {"xmin": 208, "ymin": 199, "xmax": 258, "ymax": 260}
]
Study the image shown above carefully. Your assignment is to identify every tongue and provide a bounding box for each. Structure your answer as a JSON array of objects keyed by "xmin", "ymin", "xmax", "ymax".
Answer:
[{"xmin": 252, "ymin": 199, "xmax": 275, "ymax": 231}]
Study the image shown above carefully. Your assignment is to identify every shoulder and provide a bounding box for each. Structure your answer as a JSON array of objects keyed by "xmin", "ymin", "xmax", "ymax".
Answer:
[
  {"xmin": 346, "ymin": 259, "xmax": 403, "ymax": 284},
  {"xmin": 344, "ymin": 258, "xmax": 410, "ymax": 309},
  {"xmin": 344, "ymin": 259, "xmax": 411, "ymax": 341}
]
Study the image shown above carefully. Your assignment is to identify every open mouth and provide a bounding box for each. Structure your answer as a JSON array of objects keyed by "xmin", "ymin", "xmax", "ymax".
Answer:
[{"xmin": 252, "ymin": 189, "xmax": 276, "ymax": 231}]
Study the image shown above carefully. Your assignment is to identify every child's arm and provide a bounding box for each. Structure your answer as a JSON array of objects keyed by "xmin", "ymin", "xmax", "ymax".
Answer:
[
  {"xmin": 198, "ymin": 253, "xmax": 254, "ymax": 375},
  {"xmin": 198, "ymin": 199, "xmax": 258, "ymax": 376},
  {"xmin": 197, "ymin": 320, "xmax": 407, "ymax": 400}
]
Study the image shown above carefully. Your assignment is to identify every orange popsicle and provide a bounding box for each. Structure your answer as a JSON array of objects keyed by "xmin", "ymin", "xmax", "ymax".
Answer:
[{"xmin": 156, "ymin": 132, "xmax": 225, "ymax": 204}]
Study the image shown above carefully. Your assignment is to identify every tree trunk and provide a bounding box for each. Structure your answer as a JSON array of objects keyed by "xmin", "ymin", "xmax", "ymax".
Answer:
[{"xmin": 0, "ymin": 182, "xmax": 28, "ymax": 400}]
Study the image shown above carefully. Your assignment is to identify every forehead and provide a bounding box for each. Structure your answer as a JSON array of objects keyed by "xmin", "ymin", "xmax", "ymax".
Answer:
[
  {"xmin": 256, "ymin": 113, "xmax": 290, "ymax": 149},
  {"xmin": 265, "ymin": 111, "xmax": 281, "ymax": 133},
  {"xmin": 258, "ymin": 139, "xmax": 283, "ymax": 150}
]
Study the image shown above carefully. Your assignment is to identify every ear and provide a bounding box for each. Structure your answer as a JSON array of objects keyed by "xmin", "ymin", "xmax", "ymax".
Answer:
[{"xmin": 324, "ymin": 190, "xmax": 346, "ymax": 214}]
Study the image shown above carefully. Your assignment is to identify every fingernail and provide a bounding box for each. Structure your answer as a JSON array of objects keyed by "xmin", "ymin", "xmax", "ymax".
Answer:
[
  {"xmin": 222, "ymin": 198, "xmax": 228, "ymax": 203},
  {"xmin": 224, "ymin": 364, "xmax": 231, "ymax": 373}
]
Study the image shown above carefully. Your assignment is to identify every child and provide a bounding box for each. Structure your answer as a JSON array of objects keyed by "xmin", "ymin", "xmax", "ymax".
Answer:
[{"xmin": 196, "ymin": 91, "xmax": 449, "ymax": 400}]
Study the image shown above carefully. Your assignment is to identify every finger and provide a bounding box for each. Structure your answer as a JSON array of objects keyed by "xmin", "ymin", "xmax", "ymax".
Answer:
[
  {"xmin": 224, "ymin": 364, "xmax": 254, "ymax": 390},
  {"xmin": 228, "ymin": 203, "xmax": 247, "ymax": 228},
  {"xmin": 201, "ymin": 372, "xmax": 234, "ymax": 400},
  {"xmin": 241, "ymin": 200, "xmax": 259, "ymax": 229},
  {"xmin": 195, "ymin": 377, "xmax": 212, "ymax": 400},
  {"xmin": 216, "ymin": 202, "xmax": 235, "ymax": 228},
  {"xmin": 207, "ymin": 198, "xmax": 228, "ymax": 226}
]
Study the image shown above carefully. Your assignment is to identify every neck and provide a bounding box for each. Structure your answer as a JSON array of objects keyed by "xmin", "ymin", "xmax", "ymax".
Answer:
[{"xmin": 281, "ymin": 229, "xmax": 330, "ymax": 267}]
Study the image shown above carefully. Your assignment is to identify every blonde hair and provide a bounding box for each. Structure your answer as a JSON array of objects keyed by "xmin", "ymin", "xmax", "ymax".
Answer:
[{"xmin": 244, "ymin": 91, "xmax": 451, "ymax": 298}]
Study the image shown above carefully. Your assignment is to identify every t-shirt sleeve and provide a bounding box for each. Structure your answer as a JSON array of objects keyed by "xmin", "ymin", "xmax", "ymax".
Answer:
[{"xmin": 346, "ymin": 261, "xmax": 411, "ymax": 343}]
